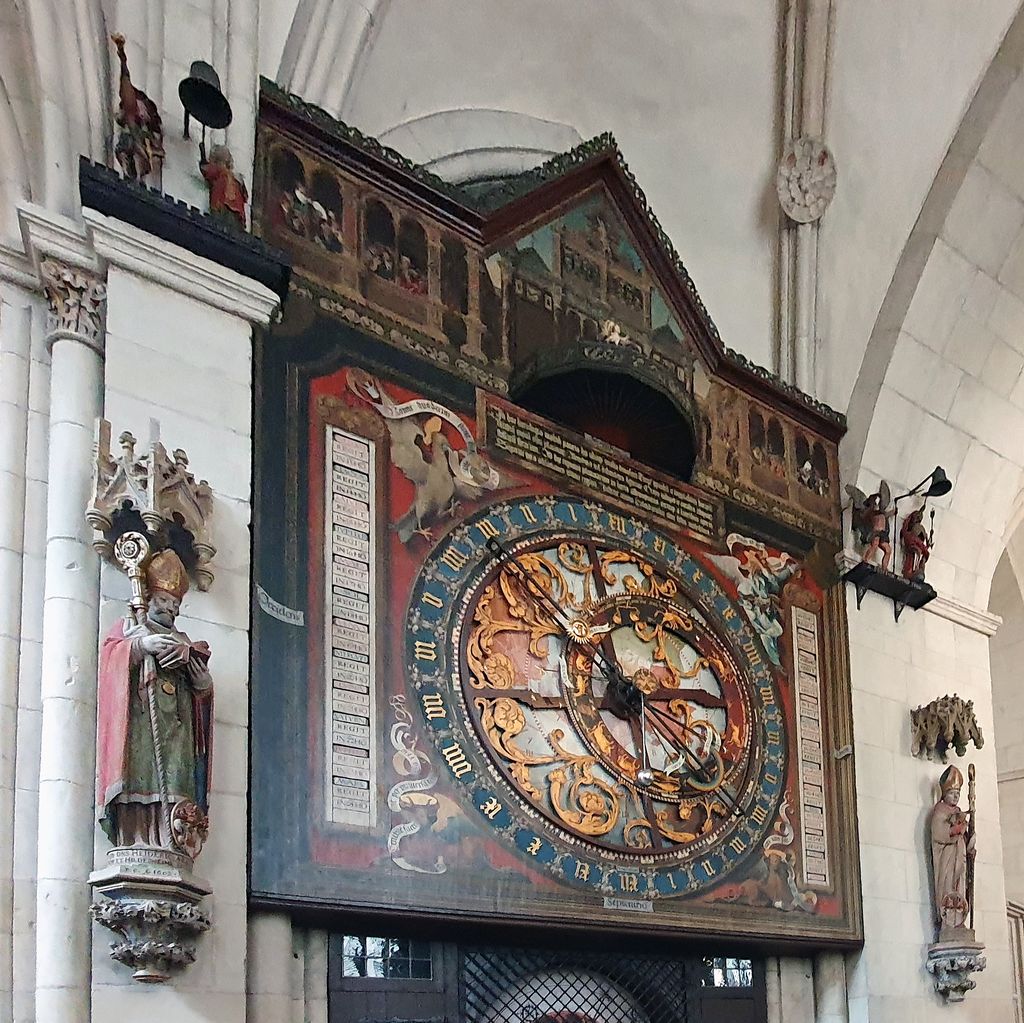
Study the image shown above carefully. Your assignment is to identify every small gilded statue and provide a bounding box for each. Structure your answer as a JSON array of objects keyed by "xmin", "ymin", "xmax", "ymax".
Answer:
[
  {"xmin": 111, "ymin": 34, "xmax": 165, "ymax": 183},
  {"xmin": 199, "ymin": 140, "xmax": 248, "ymax": 229},
  {"xmin": 900, "ymin": 502, "xmax": 934, "ymax": 582},
  {"xmin": 845, "ymin": 480, "xmax": 895, "ymax": 572},
  {"xmin": 930, "ymin": 764, "xmax": 976, "ymax": 940},
  {"xmin": 96, "ymin": 546, "xmax": 213, "ymax": 858}
]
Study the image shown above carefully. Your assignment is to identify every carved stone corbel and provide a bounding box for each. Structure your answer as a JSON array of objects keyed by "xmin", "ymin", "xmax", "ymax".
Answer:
[
  {"xmin": 90, "ymin": 879, "xmax": 212, "ymax": 984},
  {"xmin": 86, "ymin": 420, "xmax": 216, "ymax": 589},
  {"xmin": 911, "ymin": 694, "xmax": 984, "ymax": 762},
  {"xmin": 926, "ymin": 941, "xmax": 987, "ymax": 1002}
]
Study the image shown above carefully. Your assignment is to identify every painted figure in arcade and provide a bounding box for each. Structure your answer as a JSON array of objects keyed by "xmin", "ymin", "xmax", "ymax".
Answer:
[
  {"xmin": 930, "ymin": 764, "xmax": 976, "ymax": 938},
  {"xmin": 97, "ymin": 549, "xmax": 213, "ymax": 854}
]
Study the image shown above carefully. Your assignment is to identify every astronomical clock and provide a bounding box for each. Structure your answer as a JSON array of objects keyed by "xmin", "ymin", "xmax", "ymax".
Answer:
[{"xmin": 249, "ymin": 82, "xmax": 862, "ymax": 950}]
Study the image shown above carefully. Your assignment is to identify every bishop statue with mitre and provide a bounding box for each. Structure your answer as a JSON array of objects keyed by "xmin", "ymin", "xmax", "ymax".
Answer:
[{"xmin": 97, "ymin": 548, "xmax": 213, "ymax": 853}]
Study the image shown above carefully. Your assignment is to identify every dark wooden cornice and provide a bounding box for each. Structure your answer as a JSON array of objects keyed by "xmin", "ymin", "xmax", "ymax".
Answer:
[{"xmin": 79, "ymin": 157, "xmax": 292, "ymax": 303}]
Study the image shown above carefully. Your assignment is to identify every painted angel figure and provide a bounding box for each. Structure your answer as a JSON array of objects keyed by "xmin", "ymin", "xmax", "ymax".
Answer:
[
  {"xmin": 346, "ymin": 369, "xmax": 502, "ymax": 542},
  {"xmin": 845, "ymin": 480, "xmax": 895, "ymax": 572},
  {"xmin": 706, "ymin": 534, "xmax": 800, "ymax": 667}
]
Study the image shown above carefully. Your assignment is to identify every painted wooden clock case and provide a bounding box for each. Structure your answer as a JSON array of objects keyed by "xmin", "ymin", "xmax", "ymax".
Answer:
[{"xmin": 249, "ymin": 82, "xmax": 862, "ymax": 951}]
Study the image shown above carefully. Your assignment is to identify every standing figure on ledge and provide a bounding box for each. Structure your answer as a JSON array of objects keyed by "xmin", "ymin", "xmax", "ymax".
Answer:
[
  {"xmin": 846, "ymin": 480, "xmax": 895, "ymax": 572},
  {"xmin": 97, "ymin": 549, "xmax": 213, "ymax": 854},
  {"xmin": 199, "ymin": 140, "xmax": 248, "ymax": 230},
  {"xmin": 930, "ymin": 764, "xmax": 975, "ymax": 939},
  {"xmin": 901, "ymin": 502, "xmax": 934, "ymax": 582},
  {"xmin": 111, "ymin": 34, "xmax": 164, "ymax": 182}
]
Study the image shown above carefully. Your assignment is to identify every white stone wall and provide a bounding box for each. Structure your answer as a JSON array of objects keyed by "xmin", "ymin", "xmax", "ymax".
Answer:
[
  {"xmin": 846, "ymin": 599, "xmax": 1012, "ymax": 1021},
  {"xmin": 90, "ymin": 267, "xmax": 254, "ymax": 1023},
  {"xmin": 819, "ymin": 0, "xmax": 1020, "ymax": 411},
  {"xmin": 989, "ymin": 553, "xmax": 1024, "ymax": 905}
]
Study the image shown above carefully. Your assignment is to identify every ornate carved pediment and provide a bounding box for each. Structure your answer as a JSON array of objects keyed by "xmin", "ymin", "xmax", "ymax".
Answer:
[{"xmin": 87, "ymin": 420, "xmax": 216, "ymax": 590}]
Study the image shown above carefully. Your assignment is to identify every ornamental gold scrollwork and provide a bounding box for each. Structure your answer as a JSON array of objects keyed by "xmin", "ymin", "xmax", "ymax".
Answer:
[
  {"xmin": 475, "ymin": 696, "xmax": 553, "ymax": 801},
  {"xmin": 466, "ymin": 580, "xmax": 560, "ymax": 687},
  {"xmin": 545, "ymin": 746, "xmax": 620, "ymax": 838},
  {"xmin": 476, "ymin": 695, "xmax": 622, "ymax": 836},
  {"xmin": 599, "ymin": 550, "xmax": 678, "ymax": 598},
  {"xmin": 556, "ymin": 541, "xmax": 598, "ymax": 608}
]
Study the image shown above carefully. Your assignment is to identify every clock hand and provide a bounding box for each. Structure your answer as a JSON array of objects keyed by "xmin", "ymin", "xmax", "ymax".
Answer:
[{"xmin": 642, "ymin": 700, "xmax": 744, "ymax": 816}]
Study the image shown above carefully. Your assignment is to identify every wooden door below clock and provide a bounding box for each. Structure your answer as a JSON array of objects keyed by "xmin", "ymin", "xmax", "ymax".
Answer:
[{"xmin": 328, "ymin": 934, "xmax": 767, "ymax": 1023}]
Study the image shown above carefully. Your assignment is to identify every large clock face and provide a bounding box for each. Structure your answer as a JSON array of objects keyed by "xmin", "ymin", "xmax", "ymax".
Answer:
[{"xmin": 407, "ymin": 495, "xmax": 786, "ymax": 900}]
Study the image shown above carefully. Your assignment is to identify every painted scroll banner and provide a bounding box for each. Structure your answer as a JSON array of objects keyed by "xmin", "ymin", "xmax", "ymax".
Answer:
[
  {"xmin": 324, "ymin": 425, "xmax": 377, "ymax": 828},
  {"xmin": 792, "ymin": 604, "xmax": 830, "ymax": 889}
]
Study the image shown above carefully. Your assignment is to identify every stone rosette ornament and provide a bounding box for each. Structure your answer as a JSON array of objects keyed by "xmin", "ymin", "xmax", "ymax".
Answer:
[{"xmin": 777, "ymin": 135, "xmax": 836, "ymax": 224}]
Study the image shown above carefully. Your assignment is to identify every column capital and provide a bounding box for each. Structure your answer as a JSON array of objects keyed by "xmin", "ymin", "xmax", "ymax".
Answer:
[{"xmin": 38, "ymin": 259, "xmax": 106, "ymax": 356}]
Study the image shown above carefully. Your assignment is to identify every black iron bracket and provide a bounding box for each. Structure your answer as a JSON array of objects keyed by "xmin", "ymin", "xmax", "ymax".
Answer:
[{"xmin": 842, "ymin": 559, "xmax": 936, "ymax": 623}]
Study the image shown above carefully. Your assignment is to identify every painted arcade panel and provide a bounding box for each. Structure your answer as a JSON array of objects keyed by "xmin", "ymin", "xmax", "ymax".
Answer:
[
  {"xmin": 257, "ymin": 132, "xmax": 493, "ymax": 360},
  {"xmin": 254, "ymin": 110, "xmax": 841, "ymax": 543}
]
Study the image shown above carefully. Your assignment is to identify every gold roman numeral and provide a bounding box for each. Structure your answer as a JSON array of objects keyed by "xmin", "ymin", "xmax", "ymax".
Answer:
[
  {"xmin": 440, "ymin": 740, "xmax": 472, "ymax": 778},
  {"xmin": 440, "ymin": 547, "xmax": 469, "ymax": 572},
  {"xmin": 474, "ymin": 519, "xmax": 500, "ymax": 541},
  {"xmin": 421, "ymin": 693, "xmax": 447, "ymax": 720},
  {"xmin": 414, "ymin": 640, "xmax": 437, "ymax": 662}
]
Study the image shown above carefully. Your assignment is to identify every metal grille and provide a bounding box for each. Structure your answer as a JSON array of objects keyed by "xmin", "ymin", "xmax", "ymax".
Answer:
[{"xmin": 461, "ymin": 944, "xmax": 688, "ymax": 1023}]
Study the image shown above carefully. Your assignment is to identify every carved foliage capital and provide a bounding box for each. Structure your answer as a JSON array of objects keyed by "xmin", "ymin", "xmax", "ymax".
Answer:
[{"xmin": 39, "ymin": 258, "xmax": 107, "ymax": 351}]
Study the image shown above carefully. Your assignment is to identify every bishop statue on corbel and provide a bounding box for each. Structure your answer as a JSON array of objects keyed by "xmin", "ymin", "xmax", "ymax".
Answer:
[
  {"xmin": 97, "ymin": 544, "xmax": 213, "ymax": 857},
  {"xmin": 87, "ymin": 423, "xmax": 218, "ymax": 983},
  {"xmin": 926, "ymin": 764, "xmax": 987, "ymax": 1002}
]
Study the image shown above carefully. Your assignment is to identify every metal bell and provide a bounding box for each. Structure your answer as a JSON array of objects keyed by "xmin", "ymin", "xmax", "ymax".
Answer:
[
  {"xmin": 178, "ymin": 60, "xmax": 232, "ymax": 138},
  {"xmin": 924, "ymin": 466, "xmax": 952, "ymax": 498}
]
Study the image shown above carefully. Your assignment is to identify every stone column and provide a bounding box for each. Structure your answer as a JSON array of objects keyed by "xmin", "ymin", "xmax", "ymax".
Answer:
[
  {"xmin": 247, "ymin": 912, "xmax": 295, "ymax": 1023},
  {"xmin": 33, "ymin": 259, "xmax": 106, "ymax": 1023},
  {"xmin": 0, "ymin": 286, "xmax": 33, "ymax": 1023},
  {"xmin": 303, "ymin": 929, "xmax": 329, "ymax": 1023},
  {"xmin": 778, "ymin": 956, "xmax": 815, "ymax": 1021},
  {"xmin": 765, "ymin": 957, "xmax": 782, "ymax": 1023},
  {"xmin": 814, "ymin": 951, "xmax": 848, "ymax": 1022}
]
